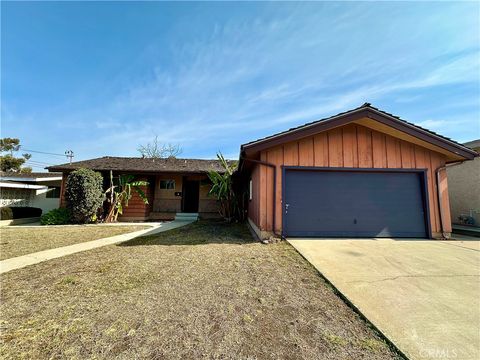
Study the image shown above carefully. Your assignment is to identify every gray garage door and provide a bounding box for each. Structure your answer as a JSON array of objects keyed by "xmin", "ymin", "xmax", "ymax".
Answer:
[{"xmin": 284, "ymin": 169, "xmax": 428, "ymax": 238}]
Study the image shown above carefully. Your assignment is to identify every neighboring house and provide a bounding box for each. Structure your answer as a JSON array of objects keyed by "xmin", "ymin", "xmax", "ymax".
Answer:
[
  {"xmin": 239, "ymin": 103, "xmax": 477, "ymax": 239},
  {"xmin": 447, "ymin": 139, "xmax": 480, "ymax": 227},
  {"xmin": 0, "ymin": 172, "xmax": 63, "ymax": 213},
  {"xmin": 48, "ymin": 157, "xmax": 224, "ymax": 221}
]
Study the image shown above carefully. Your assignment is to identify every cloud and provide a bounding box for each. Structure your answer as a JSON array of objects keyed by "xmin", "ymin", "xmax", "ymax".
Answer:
[{"xmin": 3, "ymin": 2, "xmax": 479, "ymax": 162}]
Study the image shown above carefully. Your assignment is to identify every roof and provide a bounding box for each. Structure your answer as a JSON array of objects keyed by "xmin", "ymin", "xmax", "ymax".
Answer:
[
  {"xmin": 463, "ymin": 139, "xmax": 480, "ymax": 151},
  {"xmin": 0, "ymin": 181, "xmax": 48, "ymax": 190},
  {"xmin": 47, "ymin": 157, "xmax": 226, "ymax": 173},
  {"xmin": 240, "ymin": 103, "xmax": 478, "ymax": 160},
  {"xmin": 0, "ymin": 172, "xmax": 62, "ymax": 182}
]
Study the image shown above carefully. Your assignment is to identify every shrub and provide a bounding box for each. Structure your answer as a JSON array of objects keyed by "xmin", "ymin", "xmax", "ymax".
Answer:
[
  {"xmin": 0, "ymin": 206, "xmax": 42, "ymax": 220},
  {"xmin": 65, "ymin": 168, "xmax": 104, "ymax": 223},
  {"xmin": 40, "ymin": 208, "xmax": 71, "ymax": 225},
  {"xmin": 0, "ymin": 207, "xmax": 13, "ymax": 220}
]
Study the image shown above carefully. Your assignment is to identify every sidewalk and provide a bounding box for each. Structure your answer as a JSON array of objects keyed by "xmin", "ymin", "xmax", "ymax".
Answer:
[{"xmin": 0, "ymin": 220, "xmax": 194, "ymax": 274}]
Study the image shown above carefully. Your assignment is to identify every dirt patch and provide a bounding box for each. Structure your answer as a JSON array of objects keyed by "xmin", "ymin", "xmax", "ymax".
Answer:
[
  {"xmin": 0, "ymin": 225, "xmax": 148, "ymax": 260},
  {"xmin": 0, "ymin": 221, "xmax": 401, "ymax": 359}
]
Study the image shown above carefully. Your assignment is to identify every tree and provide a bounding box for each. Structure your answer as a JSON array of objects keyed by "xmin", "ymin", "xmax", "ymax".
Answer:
[
  {"xmin": 104, "ymin": 171, "xmax": 149, "ymax": 222},
  {"xmin": 137, "ymin": 136, "xmax": 182, "ymax": 158},
  {"xmin": 207, "ymin": 153, "xmax": 239, "ymax": 222},
  {"xmin": 0, "ymin": 138, "xmax": 32, "ymax": 172},
  {"xmin": 65, "ymin": 168, "xmax": 104, "ymax": 223}
]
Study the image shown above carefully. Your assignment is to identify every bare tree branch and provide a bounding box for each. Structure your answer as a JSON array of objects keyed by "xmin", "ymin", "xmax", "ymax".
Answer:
[{"xmin": 137, "ymin": 136, "xmax": 183, "ymax": 159}]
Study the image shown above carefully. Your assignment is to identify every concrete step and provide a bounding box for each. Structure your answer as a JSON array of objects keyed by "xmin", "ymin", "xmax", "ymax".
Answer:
[{"xmin": 175, "ymin": 213, "xmax": 199, "ymax": 221}]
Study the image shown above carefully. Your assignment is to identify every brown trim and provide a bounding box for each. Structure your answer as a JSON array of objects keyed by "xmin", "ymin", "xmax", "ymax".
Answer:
[
  {"xmin": 365, "ymin": 109, "xmax": 476, "ymax": 160},
  {"xmin": 241, "ymin": 107, "xmax": 477, "ymax": 160}
]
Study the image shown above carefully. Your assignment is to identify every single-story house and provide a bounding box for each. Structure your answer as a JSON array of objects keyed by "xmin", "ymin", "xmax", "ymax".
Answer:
[
  {"xmin": 238, "ymin": 103, "xmax": 478, "ymax": 239},
  {"xmin": 47, "ymin": 157, "xmax": 224, "ymax": 221},
  {"xmin": 47, "ymin": 104, "xmax": 477, "ymax": 238},
  {"xmin": 447, "ymin": 139, "xmax": 480, "ymax": 227},
  {"xmin": 0, "ymin": 172, "xmax": 63, "ymax": 213}
]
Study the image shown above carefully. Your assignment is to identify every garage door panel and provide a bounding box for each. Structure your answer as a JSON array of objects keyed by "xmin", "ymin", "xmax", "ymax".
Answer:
[{"xmin": 284, "ymin": 170, "xmax": 427, "ymax": 238}]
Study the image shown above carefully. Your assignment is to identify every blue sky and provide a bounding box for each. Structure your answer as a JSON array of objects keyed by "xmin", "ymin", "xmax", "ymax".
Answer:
[{"xmin": 1, "ymin": 2, "xmax": 479, "ymax": 169}]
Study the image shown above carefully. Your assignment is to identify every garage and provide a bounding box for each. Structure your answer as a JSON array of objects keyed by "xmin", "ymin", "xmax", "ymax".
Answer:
[
  {"xmin": 283, "ymin": 168, "xmax": 429, "ymax": 238},
  {"xmin": 240, "ymin": 104, "xmax": 478, "ymax": 240}
]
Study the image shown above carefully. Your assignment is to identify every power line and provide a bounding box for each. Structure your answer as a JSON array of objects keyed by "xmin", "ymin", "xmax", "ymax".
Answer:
[
  {"xmin": 20, "ymin": 148, "xmax": 68, "ymax": 157},
  {"xmin": 26, "ymin": 160, "xmax": 56, "ymax": 166}
]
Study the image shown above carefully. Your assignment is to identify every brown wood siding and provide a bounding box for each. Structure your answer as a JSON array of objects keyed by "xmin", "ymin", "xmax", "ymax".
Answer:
[
  {"xmin": 119, "ymin": 176, "xmax": 153, "ymax": 220},
  {"xmin": 249, "ymin": 123, "xmax": 450, "ymax": 237}
]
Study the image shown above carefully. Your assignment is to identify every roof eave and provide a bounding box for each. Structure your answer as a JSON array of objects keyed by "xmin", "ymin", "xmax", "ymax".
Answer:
[{"xmin": 241, "ymin": 107, "xmax": 477, "ymax": 160}]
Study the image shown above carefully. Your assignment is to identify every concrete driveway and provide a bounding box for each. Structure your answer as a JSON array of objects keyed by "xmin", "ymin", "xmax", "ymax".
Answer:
[{"xmin": 288, "ymin": 237, "xmax": 480, "ymax": 360}]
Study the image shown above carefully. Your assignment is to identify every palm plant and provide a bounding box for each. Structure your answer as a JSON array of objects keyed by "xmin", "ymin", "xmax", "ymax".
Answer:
[
  {"xmin": 207, "ymin": 153, "xmax": 238, "ymax": 221},
  {"xmin": 105, "ymin": 171, "xmax": 149, "ymax": 222}
]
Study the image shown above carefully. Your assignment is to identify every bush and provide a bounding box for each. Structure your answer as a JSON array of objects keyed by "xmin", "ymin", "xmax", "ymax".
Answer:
[
  {"xmin": 65, "ymin": 168, "xmax": 104, "ymax": 224},
  {"xmin": 40, "ymin": 208, "xmax": 71, "ymax": 225},
  {"xmin": 0, "ymin": 206, "xmax": 42, "ymax": 220}
]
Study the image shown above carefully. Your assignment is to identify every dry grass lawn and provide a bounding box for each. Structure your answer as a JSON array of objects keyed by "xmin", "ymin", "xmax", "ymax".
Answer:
[
  {"xmin": 0, "ymin": 225, "xmax": 148, "ymax": 260},
  {"xmin": 0, "ymin": 221, "xmax": 402, "ymax": 359}
]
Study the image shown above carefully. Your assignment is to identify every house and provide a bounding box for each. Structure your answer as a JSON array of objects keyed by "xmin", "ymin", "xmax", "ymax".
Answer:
[
  {"xmin": 47, "ymin": 157, "xmax": 224, "ymax": 221},
  {"xmin": 447, "ymin": 139, "xmax": 480, "ymax": 227},
  {"xmin": 47, "ymin": 103, "xmax": 477, "ymax": 238},
  {"xmin": 238, "ymin": 103, "xmax": 478, "ymax": 239},
  {"xmin": 0, "ymin": 172, "xmax": 63, "ymax": 213}
]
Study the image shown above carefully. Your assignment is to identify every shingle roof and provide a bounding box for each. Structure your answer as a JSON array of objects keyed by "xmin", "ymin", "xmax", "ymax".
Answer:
[
  {"xmin": 47, "ymin": 157, "xmax": 226, "ymax": 173},
  {"xmin": 0, "ymin": 172, "xmax": 62, "ymax": 178},
  {"xmin": 241, "ymin": 103, "xmax": 477, "ymax": 157}
]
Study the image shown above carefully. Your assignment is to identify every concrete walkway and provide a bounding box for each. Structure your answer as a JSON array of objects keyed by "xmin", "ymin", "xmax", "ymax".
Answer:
[
  {"xmin": 288, "ymin": 237, "xmax": 480, "ymax": 360},
  {"xmin": 0, "ymin": 220, "xmax": 194, "ymax": 274}
]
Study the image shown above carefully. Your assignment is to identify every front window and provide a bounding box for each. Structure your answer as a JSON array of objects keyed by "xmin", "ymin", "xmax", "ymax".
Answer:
[{"xmin": 160, "ymin": 180, "xmax": 175, "ymax": 190}]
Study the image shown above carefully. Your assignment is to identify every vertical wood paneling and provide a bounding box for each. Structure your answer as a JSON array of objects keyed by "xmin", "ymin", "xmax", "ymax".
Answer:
[
  {"xmin": 313, "ymin": 133, "xmax": 329, "ymax": 166},
  {"xmin": 251, "ymin": 122, "xmax": 450, "ymax": 238},
  {"xmin": 438, "ymin": 164, "xmax": 452, "ymax": 233},
  {"xmin": 284, "ymin": 141, "xmax": 299, "ymax": 166},
  {"xmin": 259, "ymin": 151, "xmax": 268, "ymax": 230},
  {"xmin": 401, "ymin": 142, "xmax": 415, "ymax": 168},
  {"xmin": 298, "ymin": 138, "xmax": 314, "ymax": 166},
  {"xmin": 357, "ymin": 126, "xmax": 373, "ymax": 168},
  {"xmin": 265, "ymin": 150, "xmax": 274, "ymax": 231},
  {"xmin": 272, "ymin": 146, "xmax": 284, "ymax": 233},
  {"xmin": 372, "ymin": 131, "xmax": 387, "ymax": 168},
  {"xmin": 342, "ymin": 124, "xmax": 358, "ymax": 167},
  {"xmin": 328, "ymin": 128, "xmax": 343, "ymax": 167},
  {"xmin": 386, "ymin": 135, "xmax": 401, "ymax": 168},
  {"xmin": 429, "ymin": 152, "xmax": 443, "ymax": 233}
]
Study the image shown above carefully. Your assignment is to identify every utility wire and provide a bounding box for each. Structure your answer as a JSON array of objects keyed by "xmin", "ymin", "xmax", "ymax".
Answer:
[{"xmin": 20, "ymin": 148, "xmax": 68, "ymax": 157}]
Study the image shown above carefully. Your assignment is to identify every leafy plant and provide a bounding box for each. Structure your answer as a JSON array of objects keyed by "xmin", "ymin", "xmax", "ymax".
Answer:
[
  {"xmin": 0, "ymin": 137, "xmax": 32, "ymax": 173},
  {"xmin": 65, "ymin": 168, "xmax": 104, "ymax": 223},
  {"xmin": 207, "ymin": 153, "xmax": 239, "ymax": 222},
  {"xmin": 40, "ymin": 208, "xmax": 71, "ymax": 225},
  {"xmin": 105, "ymin": 171, "xmax": 149, "ymax": 222}
]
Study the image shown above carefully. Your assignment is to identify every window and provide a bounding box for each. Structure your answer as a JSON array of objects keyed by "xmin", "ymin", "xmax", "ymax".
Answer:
[
  {"xmin": 249, "ymin": 179, "xmax": 253, "ymax": 201},
  {"xmin": 46, "ymin": 187, "xmax": 61, "ymax": 198},
  {"xmin": 160, "ymin": 180, "xmax": 175, "ymax": 190}
]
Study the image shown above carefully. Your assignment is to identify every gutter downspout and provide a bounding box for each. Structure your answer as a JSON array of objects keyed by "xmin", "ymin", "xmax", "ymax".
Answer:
[
  {"xmin": 240, "ymin": 157, "xmax": 279, "ymax": 237},
  {"xmin": 435, "ymin": 161, "xmax": 466, "ymax": 239}
]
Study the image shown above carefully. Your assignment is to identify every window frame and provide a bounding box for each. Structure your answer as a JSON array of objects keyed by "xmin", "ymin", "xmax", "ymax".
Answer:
[{"xmin": 159, "ymin": 179, "xmax": 175, "ymax": 190}]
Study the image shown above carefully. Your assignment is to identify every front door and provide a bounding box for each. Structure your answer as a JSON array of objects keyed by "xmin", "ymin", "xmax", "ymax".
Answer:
[{"xmin": 182, "ymin": 180, "xmax": 199, "ymax": 213}]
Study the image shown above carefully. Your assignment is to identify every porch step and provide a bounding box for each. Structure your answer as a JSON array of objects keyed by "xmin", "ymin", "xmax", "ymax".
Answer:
[{"xmin": 175, "ymin": 213, "xmax": 199, "ymax": 221}]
